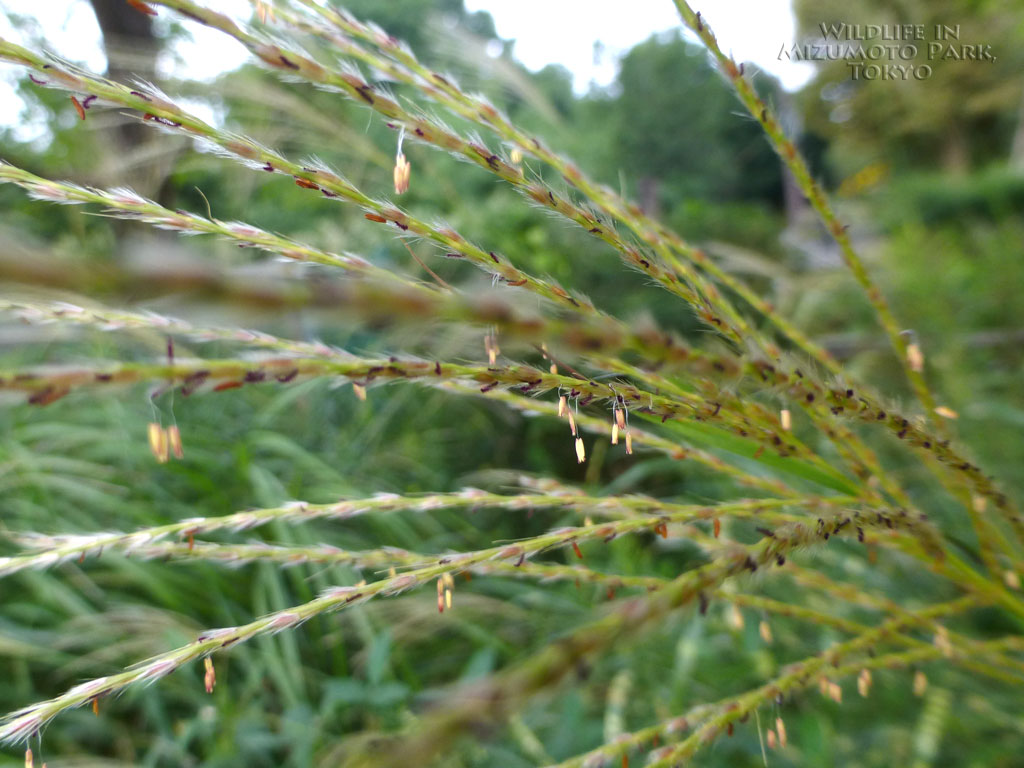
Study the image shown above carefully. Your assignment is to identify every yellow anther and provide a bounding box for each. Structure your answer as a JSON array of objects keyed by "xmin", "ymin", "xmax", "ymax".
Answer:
[
  {"xmin": 857, "ymin": 668, "xmax": 872, "ymax": 697},
  {"xmin": 204, "ymin": 657, "xmax": 216, "ymax": 694},
  {"xmin": 907, "ymin": 342, "xmax": 924, "ymax": 372},
  {"xmin": 913, "ymin": 670, "xmax": 928, "ymax": 697},
  {"xmin": 147, "ymin": 422, "xmax": 169, "ymax": 464},
  {"xmin": 167, "ymin": 424, "xmax": 184, "ymax": 459},
  {"xmin": 393, "ymin": 153, "xmax": 411, "ymax": 194}
]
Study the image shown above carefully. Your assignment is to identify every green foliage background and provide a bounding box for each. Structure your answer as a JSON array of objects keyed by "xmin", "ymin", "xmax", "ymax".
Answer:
[{"xmin": 0, "ymin": 1, "xmax": 1022, "ymax": 766}]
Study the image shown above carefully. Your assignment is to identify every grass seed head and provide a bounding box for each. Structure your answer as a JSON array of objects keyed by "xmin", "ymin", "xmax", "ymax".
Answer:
[{"xmin": 759, "ymin": 619, "xmax": 772, "ymax": 644}]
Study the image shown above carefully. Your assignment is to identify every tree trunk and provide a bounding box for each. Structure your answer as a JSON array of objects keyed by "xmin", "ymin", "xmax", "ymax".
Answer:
[
  {"xmin": 88, "ymin": 0, "xmax": 164, "ymax": 192},
  {"xmin": 637, "ymin": 176, "xmax": 660, "ymax": 220}
]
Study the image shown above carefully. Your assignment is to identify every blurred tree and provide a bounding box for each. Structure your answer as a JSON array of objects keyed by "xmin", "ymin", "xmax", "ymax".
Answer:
[
  {"xmin": 614, "ymin": 33, "xmax": 782, "ymax": 207},
  {"xmin": 333, "ymin": 0, "xmax": 497, "ymax": 52},
  {"xmin": 88, "ymin": 0, "xmax": 170, "ymax": 193},
  {"xmin": 88, "ymin": 0, "xmax": 159, "ymax": 115},
  {"xmin": 563, "ymin": 33, "xmax": 787, "ymax": 256},
  {"xmin": 603, "ymin": 32, "xmax": 785, "ymax": 214},
  {"xmin": 793, "ymin": 0, "xmax": 1024, "ymax": 174}
]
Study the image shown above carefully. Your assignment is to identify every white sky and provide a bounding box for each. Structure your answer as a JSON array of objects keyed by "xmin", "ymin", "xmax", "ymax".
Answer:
[
  {"xmin": 465, "ymin": 0, "xmax": 814, "ymax": 92},
  {"xmin": 0, "ymin": 0, "xmax": 814, "ymax": 135}
]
